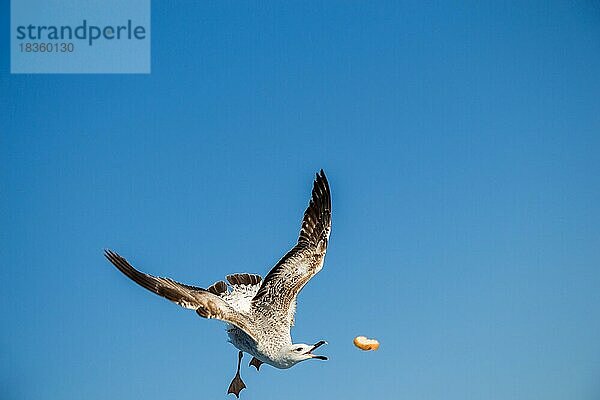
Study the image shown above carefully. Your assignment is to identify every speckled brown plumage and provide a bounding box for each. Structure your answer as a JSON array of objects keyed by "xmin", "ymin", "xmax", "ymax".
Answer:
[{"xmin": 104, "ymin": 170, "xmax": 332, "ymax": 396}]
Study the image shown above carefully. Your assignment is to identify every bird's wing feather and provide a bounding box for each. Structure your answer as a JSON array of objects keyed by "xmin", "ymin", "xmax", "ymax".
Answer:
[
  {"xmin": 251, "ymin": 170, "xmax": 331, "ymax": 327},
  {"xmin": 104, "ymin": 250, "xmax": 258, "ymax": 342}
]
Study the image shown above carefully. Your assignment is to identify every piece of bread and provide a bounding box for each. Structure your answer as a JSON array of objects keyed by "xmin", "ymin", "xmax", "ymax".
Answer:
[{"xmin": 353, "ymin": 336, "xmax": 380, "ymax": 351}]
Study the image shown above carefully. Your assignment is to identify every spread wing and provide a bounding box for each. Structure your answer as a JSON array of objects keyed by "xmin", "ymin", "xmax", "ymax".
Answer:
[
  {"xmin": 104, "ymin": 250, "xmax": 258, "ymax": 342},
  {"xmin": 251, "ymin": 170, "xmax": 331, "ymax": 327}
]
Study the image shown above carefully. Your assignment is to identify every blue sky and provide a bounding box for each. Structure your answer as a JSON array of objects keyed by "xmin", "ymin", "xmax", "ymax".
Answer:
[{"xmin": 1, "ymin": 1, "xmax": 600, "ymax": 399}]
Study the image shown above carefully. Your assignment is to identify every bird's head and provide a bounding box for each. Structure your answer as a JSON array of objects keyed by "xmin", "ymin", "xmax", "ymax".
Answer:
[{"xmin": 279, "ymin": 340, "xmax": 328, "ymax": 368}]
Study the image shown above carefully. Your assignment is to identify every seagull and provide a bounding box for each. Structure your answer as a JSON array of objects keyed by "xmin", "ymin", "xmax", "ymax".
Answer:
[{"xmin": 104, "ymin": 170, "xmax": 331, "ymax": 397}]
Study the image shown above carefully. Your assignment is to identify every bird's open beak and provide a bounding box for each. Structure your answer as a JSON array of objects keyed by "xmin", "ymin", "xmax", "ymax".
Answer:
[{"xmin": 306, "ymin": 340, "xmax": 328, "ymax": 360}]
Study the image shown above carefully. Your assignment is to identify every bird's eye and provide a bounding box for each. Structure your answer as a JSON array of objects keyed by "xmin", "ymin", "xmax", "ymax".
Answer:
[{"xmin": 296, "ymin": 347, "xmax": 302, "ymax": 352}]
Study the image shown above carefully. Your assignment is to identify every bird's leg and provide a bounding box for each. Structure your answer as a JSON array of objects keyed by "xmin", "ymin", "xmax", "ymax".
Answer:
[{"xmin": 227, "ymin": 351, "xmax": 247, "ymax": 398}]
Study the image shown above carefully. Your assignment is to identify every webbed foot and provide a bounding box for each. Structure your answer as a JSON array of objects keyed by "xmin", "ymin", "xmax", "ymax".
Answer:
[
  {"xmin": 249, "ymin": 357, "xmax": 263, "ymax": 371},
  {"xmin": 227, "ymin": 351, "xmax": 247, "ymax": 398},
  {"xmin": 227, "ymin": 373, "xmax": 246, "ymax": 398}
]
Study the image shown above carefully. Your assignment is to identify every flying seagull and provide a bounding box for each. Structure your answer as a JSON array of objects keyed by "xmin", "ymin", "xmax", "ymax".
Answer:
[{"xmin": 104, "ymin": 170, "xmax": 331, "ymax": 397}]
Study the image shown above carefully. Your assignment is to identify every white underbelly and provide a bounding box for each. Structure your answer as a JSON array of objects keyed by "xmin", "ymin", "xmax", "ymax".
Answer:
[{"xmin": 226, "ymin": 326, "xmax": 288, "ymax": 368}]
